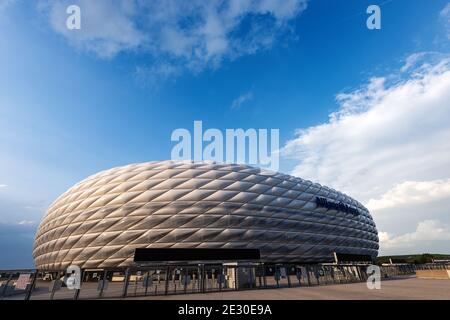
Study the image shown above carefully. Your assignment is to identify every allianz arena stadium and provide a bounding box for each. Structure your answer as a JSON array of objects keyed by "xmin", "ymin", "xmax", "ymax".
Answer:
[{"xmin": 33, "ymin": 161, "xmax": 379, "ymax": 270}]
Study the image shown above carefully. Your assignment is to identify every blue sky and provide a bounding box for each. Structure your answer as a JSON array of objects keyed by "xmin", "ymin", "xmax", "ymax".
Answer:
[{"xmin": 0, "ymin": 0, "xmax": 450, "ymax": 268}]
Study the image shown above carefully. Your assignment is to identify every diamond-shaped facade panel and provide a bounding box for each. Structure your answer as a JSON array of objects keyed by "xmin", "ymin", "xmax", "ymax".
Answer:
[{"xmin": 33, "ymin": 161, "xmax": 379, "ymax": 270}]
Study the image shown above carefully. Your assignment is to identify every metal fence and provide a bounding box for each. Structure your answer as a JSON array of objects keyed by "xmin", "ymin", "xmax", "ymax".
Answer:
[
  {"xmin": 0, "ymin": 263, "xmax": 423, "ymax": 300},
  {"xmin": 415, "ymin": 263, "xmax": 450, "ymax": 270}
]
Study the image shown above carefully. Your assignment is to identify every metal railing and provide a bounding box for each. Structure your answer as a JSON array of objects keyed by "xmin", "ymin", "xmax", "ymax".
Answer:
[
  {"xmin": 0, "ymin": 263, "xmax": 421, "ymax": 300},
  {"xmin": 415, "ymin": 263, "xmax": 450, "ymax": 270}
]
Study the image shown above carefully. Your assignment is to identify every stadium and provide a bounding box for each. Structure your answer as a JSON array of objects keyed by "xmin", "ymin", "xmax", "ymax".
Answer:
[{"xmin": 33, "ymin": 160, "xmax": 379, "ymax": 270}]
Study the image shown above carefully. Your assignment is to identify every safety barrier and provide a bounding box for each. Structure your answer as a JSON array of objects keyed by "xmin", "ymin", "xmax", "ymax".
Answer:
[
  {"xmin": 0, "ymin": 263, "xmax": 420, "ymax": 300},
  {"xmin": 414, "ymin": 263, "xmax": 450, "ymax": 280}
]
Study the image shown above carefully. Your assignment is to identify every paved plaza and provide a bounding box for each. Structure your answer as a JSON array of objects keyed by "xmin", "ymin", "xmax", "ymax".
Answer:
[
  {"xmin": 5, "ymin": 276, "xmax": 449, "ymax": 300},
  {"xmin": 132, "ymin": 278, "xmax": 450, "ymax": 300}
]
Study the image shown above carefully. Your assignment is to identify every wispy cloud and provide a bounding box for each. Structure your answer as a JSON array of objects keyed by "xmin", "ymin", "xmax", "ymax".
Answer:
[
  {"xmin": 0, "ymin": 184, "xmax": 7, "ymax": 189},
  {"xmin": 18, "ymin": 220, "xmax": 36, "ymax": 226},
  {"xmin": 400, "ymin": 51, "xmax": 444, "ymax": 73},
  {"xmin": 134, "ymin": 61, "xmax": 182, "ymax": 89},
  {"xmin": 440, "ymin": 2, "xmax": 450, "ymax": 40},
  {"xmin": 36, "ymin": 0, "xmax": 308, "ymax": 78},
  {"xmin": 231, "ymin": 90, "xmax": 253, "ymax": 109}
]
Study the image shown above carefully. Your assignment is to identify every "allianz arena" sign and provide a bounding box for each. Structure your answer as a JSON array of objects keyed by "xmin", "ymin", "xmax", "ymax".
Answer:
[{"xmin": 315, "ymin": 197, "xmax": 360, "ymax": 216}]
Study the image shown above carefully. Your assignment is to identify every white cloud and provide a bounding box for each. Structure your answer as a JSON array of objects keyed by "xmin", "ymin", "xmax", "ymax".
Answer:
[
  {"xmin": 283, "ymin": 55, "xmax": 450, "ymax": 203},
  {"xmin": 380, "ymin": 220, "xmax": 450, "ymax": 253},
  {"xmin": 400, "ymin": 52, "xmax": 445, "ymax": 73},
  {"xmin": 231, "ymin": 91, "xmax": 253, "ymax": 109},
  {"xmin": 367, "ymin": 179, "xmax": 450, "ymax": 211},
  {"xmin": 0, "ymin": 184, "xmax": 7, "ymax": 188},
  {"xmin": 440, "ymin": 2, "xmax": 450, "ymax": 40},
  {"xmin": 441, "ymin": 2, "xmax": 450, "ymax": 16},
  {"xmin": 282, "ymin": 53, "xmax": 450, "ymax": 254},
  {"xmin": 38, "ymin": 0, "xmax": 144, "ymax": 59},
  {"xmin": 18, "ymin": 220, "xmax": 36, "ymax": 226},
  {"xmin": 37, "ymin": 0, "xmax": 308, "ymax": 71}
]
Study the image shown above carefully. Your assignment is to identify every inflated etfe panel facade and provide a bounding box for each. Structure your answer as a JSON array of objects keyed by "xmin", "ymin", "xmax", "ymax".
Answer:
[{"xmin": 33, "ymin": 161, "xmax": 379, "ymax": 270}]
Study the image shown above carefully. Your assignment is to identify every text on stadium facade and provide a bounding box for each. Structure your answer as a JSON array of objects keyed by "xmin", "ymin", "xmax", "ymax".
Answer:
[{"xmin": 315, "ymin": 197, "xmax": 360, "ymax": 216}]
